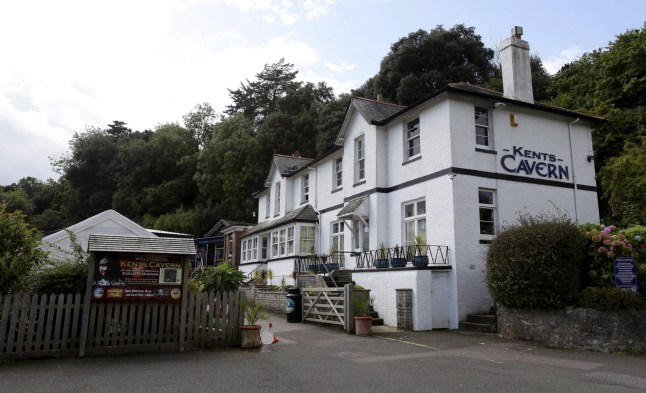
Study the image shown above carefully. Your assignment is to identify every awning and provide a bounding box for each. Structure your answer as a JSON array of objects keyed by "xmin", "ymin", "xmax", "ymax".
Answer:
[{"xmin": 337, "ymin": 197, "xmax": 369, "ymax": 219}]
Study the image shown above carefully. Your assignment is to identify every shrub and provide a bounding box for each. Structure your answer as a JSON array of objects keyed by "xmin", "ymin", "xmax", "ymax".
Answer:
[
  {"xmin": 27, "ymin": 259, "xmax": 89, "ymax": 294},
  {"xmin": 485, "ymin": 213, "xmax": 587, "ymax": 309},
  {"xmin": 0, "ymin": 203, "xmax": 47, "ymax": 293},
  {"xmin": 198, "ymin": 262, "xmax": 245, "ymax": 293},
  {"xmin": 578, "ymin": 287, "xmax": 645, "ymax": 311},
  {"xmin": 27, "ymin": 230, "xmax": 90, "ymax": 294}
]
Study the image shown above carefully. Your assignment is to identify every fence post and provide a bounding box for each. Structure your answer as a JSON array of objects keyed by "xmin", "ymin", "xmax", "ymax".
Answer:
[
  {"xmin": 345, "ymin": 283, "xmax": 355, "ymax": 334},
  {"xmin": 78, "ymin": 253, "xmax": 97, "ymax": 358}
]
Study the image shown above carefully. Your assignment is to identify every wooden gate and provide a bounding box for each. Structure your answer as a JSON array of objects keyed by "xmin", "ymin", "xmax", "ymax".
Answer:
[{"xmin": 302, "ymin": 284, "xmax": 354, "ymax": 333}]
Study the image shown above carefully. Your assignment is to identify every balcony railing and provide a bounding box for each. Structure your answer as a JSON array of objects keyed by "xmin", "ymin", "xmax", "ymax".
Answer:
[
  {"xmin": 354, "ymin": 245, "xmax": 450, "ymax": 269},
  {"xmin": 294, "ymin": 253, "xmax": 345, "ymax": 276},
  {"xmin": 294, "ymin": 245, "xmax": 450, "ymax": 273}
]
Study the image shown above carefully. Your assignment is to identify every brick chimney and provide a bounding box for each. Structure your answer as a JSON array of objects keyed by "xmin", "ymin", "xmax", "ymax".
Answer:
[{"xmin": 500, "ymin": 26, "xmax": 534, "ymax": 103}]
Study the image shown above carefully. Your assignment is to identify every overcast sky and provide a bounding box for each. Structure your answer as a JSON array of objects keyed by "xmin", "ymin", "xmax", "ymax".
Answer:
[{"xmin": 1, "ymin": 0, "xmax": 644, "ymax": 185}]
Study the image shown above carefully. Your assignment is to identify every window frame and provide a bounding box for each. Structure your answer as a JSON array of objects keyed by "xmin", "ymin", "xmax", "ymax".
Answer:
[
  {"xmin": 334, "ymin": 156, "xmax": 343, "ymax": 189},
  {"xmin": 402, "ymin": 199, "xmax": 426, "ymax": 247},
  {"xmin": 331, "ymin": 221, "xmax": 345, "ymax": 266},
  {"xmin": 475, "ymin": 106, "xmax": 491, "ymax": 148},
  {"xmin": 404, "ymin": 118, "xmax": 421, "ymax": 161},
  {"xmin": 274, "ymin": 182, "xmax": 281, "ymax": 216},
  {"xmin": 299, "ymin": 225, "xmax": 316, "ymax": 255},
  {"xmin": 301, "ymin": 174, "xmax": 309, "ymax": 203},
  {"xmin": 478, "ymin": 188, "xmax": 496, "ymax": 236},
  {"xmin": 354, "ymin": 135, "xmax": 365, "ymax": 183}
]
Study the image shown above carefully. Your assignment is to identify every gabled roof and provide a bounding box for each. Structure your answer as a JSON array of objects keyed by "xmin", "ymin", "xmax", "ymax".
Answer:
[
  {"xmin": 242, "ymin": 204, "xmax": 318, "ymax": 238},
  {"xmin": 336, "ymin": 97, "xmax": 405, "ymax": 145},
  {"xmin": 42, "ymin": 209, "xmax": 155, "ymax": 244},
  {"xmin": 265, "ymin": 154, "xmax": 314, "ymax": 186},
  {"xmin": 204, "ymin": 219, "xmax": 255, "ymax": 238}
]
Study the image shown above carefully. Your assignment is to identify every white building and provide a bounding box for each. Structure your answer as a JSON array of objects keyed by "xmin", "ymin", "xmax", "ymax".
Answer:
[{"xmin": 239, "ymin": 27, "xmax": 601, "ymax": 330}]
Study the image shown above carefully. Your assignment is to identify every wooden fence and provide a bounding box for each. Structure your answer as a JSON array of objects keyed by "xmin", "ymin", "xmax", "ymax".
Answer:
[{"xmin": 0, "ymin": 291, "xmax": 242, "ymax": 361}]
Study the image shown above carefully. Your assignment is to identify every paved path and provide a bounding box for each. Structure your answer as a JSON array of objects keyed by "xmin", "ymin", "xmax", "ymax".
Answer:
[{"xmin": 1, "ymin": 313, "xmax": 644, "ymax": 392}]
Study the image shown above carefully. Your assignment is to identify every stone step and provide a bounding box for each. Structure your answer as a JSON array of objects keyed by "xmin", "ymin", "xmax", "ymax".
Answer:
[
  {"xmin": 372, "ymin": 317, "xmax": 384, "ymax": 326},
  {"xmin": 466, "ymin": 313, "xmax": 496, "ymax": 325},
  {"xmin": 458, "ymin": 321, "xmax": 496, "ymax": 333}
]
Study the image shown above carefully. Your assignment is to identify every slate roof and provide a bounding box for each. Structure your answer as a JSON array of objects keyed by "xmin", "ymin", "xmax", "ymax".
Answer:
[
  {"xmin": 274, "ymin": 154, "xmax": 314, "ymax": 177},
  {"xmin": 337, "ymin": 196, "xmax": 368, "ymax": 218},
  {"xmin": 352, "ymin": 97, "xmax": 405, "ymax": 123},
  {"xmin": 243, "ymin": 204, "xmax": 318, "ymax": 238},
  {"xmin": 203, "ymin": 219, "xmax": 255, "ymax": 238},
  {"xmin": 372, "ymin": 82, "xmax": 604, "ymax": 125}
]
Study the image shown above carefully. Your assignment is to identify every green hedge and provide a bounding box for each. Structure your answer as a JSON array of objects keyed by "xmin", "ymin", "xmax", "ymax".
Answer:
[{"xmin": 485, "ymin": 214, "xmax": 586, "ymax": 309}]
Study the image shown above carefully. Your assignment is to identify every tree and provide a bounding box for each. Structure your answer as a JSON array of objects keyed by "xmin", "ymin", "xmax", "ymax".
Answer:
[
  {"xmin": 598, "ymin": 137, "xmax": 646, "ymax": 226},
  {"xmin": 361, "ymin": 25, "xmax": 496, "ymax": 105},
  {"xmin": 196, "ymin": 114, "xmax": 264, "ymax": 221},
  {"xmin": 183, "ymin": 102, "xmax": 218, "ymax": 149},
  {"xmin": 54, "ymin": 127, "xmax": 119, "ymax": 223},
  {"xmin": 0, "ymin": 203, "xmax": 47, "ymax": 293},
  {"xmin": 225, "ymin": 58, "xmax": 299, "ymax": 123}
]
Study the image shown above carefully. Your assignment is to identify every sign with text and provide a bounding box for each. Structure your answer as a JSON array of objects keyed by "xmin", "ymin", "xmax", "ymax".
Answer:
[
  {"xmin": 613, "ymin": 256, "xmax": 638, "ymax": 292},
  {"xmin": 91, "ymin": 253, "xmax": 184, "ymax": 302},
  {"xmin": 500, "ymin": 146, "xmax": 570, "ymax": 180}
]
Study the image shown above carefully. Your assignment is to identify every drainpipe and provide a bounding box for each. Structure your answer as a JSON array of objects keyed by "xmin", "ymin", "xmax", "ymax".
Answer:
[{"xmin": 568, "ymin": 118, "xmax": 580, "ymax": 223}]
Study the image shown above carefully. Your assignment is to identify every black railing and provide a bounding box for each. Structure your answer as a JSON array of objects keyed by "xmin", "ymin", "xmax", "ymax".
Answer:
[
  {"xmin": 355, "ymin": 245, "xmax": 450, "ymax": 269},
  {"xmin": 294, "ymin": 253, "xmax": 346, "ymax": 274}
]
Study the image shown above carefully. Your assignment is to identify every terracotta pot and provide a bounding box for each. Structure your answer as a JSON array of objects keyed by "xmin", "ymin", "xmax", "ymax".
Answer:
[
  {"xmin": 240, "ymin": 325, "xmax": 262, "ymax": 348},
  {"xmin": 355, "ymin": 316, "xmax": 373, "ymax": 336}
]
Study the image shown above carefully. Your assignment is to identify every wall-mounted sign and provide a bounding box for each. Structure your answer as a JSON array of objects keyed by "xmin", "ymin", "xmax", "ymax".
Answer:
[
  {"xmin": 91, "ymin": 253, "xmax": 184, "ymax": 302},
  {"xmin": 500, "ymin": 146, "xmax": 570, "ymax": 180},
  {"xmin": 614, "ymin": 256, "xmax": 639, "ymax": 292}
]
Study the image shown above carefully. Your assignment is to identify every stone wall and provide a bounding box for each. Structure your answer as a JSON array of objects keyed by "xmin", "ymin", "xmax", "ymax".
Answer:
[
  {"xmin": 241, "ymin": 287, "xmax": 287, "ymax": 315},
  {"xmin": 497, "ymin": 305, "xmax": 646, "ymax": 354}
]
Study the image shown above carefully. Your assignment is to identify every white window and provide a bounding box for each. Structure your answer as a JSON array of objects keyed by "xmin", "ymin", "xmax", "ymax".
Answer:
[
  {"xmin": 301, "ymin": 174, "xmax": 309, "ymax": 203},
  {"xmin": 405, "ymin": 118, "xmax": 421, "ymax": 160},
  {"xmin": 331, "ymin": 221, "xmax": 344, "ymax": 251},
  {"xmin": 353, "ymin": 219, "xmax": 369, "ymax": 252},
  {"xmin": 475, "ymin": 106, "xmax": 490, "ymax": 147},
  {"xmin": 479, "ymin": 189, "xmax": 496, "ymax": 235},
  {"xmin": 299, "ymin": 226, "xmax": 315, "ymax": 254},
  {"xmin": 355, "ymin": 136, "xmax": 365, "ymax": 182},
  {"xmin": 403, "ymin": 199, "xmax": 426, "ymax": 246},
  {"xmin": 287, "ymin": 227, "xmax": 294, "ymax": 254},
  {"xmin": 334, "ymin": 157, "xmax": 343, "ymax": 189},
  {"xmin": 271, "ymin": 230, "xmax": 279, "ymax": 257},
  {"xmin": 241, "ymin": 240, "xmax": 248, "ymax": 262},
  {"xmin": 261, "ymin": 235, "xmax": 269, "ymax": 260},
  {"xmin": 265, "ymin": 194, "xmax": 270, "ymax": 219},
  {"xmin": 279, "ymin": 228, "xmax": 286, "ymax": 255},
  {"xmin": 274, "ymin": 182, "xmax": 281, "ymax": 216},
  {"xmin": 251, "ymin": 237, "xmax": 258, "ymax": 261}
]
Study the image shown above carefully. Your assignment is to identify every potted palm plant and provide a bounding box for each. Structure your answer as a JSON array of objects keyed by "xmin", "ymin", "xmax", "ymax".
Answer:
[
  {"xmin": 354, "ymin": 293, "xmax": 373, "ymax": 336},
  {"xmin": 240, "ymin": 300, "xmax": 267, "ymax": 348},
  {"xmin": 412, "ymin": 234, "xmax": 429, "ymax": 267},
  {"xmin": 390, "ymin": 244, "xmax": 407, "ymax": 268},
  {"xmin": 374, "ymin": 242, "xmax": 389, "ymax": 268}
]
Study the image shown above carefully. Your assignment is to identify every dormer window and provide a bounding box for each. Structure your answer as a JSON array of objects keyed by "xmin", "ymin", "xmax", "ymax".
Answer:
[
  {"xmin": 355, "ymin": 136, "xmax": 365, "ymax": 183},
  {"xmin": 301, "ymin": 174, "xmax": 309, "ymax": 203},
  {"xmin": 334, "ymin": 157, "xmax": 343, "ymax": 189},
  {"xmin": 274, "ymin": 182, "xmax": 281, "ymax": 216}
]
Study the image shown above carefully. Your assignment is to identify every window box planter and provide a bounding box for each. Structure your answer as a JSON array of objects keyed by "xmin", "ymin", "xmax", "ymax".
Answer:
[{"xmin": 390, "ymin": 257, "xmax": 407, "ymax": 268}]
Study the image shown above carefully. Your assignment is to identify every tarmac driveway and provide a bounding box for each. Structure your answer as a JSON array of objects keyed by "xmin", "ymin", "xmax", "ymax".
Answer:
[{"xmin": 1, "ymin": 313, "xmax": 645, "ymax": 393}]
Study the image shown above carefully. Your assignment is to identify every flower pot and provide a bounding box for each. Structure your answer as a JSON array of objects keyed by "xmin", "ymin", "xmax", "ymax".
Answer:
[
  {"xmin": 390, "ymin": 257, "xmax": 407, "ymax": 268},
  {"xmin": 374, "ymin": 259, "xmax": 389, "ymax": 268},
  {"xmin": 355, "ymin": 316, "xmax": 373, "ymax": 336},
  {"xmin": 240, "ymin": 325, "xmax": 262, "ymax": 348},
  {"xmin": 412, "ymin": 256, "xmax": 429, "ymax": 267}
]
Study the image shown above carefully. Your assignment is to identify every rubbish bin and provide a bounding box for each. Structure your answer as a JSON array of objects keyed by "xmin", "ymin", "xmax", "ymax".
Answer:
[{"xmin": 286, "ymin": 288, "xmax": 302, "ymax": 323}]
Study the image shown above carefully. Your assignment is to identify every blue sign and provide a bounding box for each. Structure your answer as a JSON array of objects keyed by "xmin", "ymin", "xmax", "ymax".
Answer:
[
  {"xmin": 614, "ymin": 256, "xmax": 638, "ymax": 292},
  {"xmin": 500, "ymin": 146, "xmax": 569, "ymax": 180}
]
